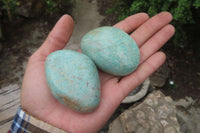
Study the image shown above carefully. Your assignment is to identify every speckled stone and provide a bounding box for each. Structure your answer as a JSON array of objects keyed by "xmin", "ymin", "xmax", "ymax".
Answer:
[
  {"xmin": 45, "ymin": 50, "xmax": 100, "ymax": 113},
  {"xmin": 81, "ymin": 26, "xmax": 140, "ymax": 76},
  {"xmin": 108, "ymin": 91, "xmax": 181, "ymax": 133}
]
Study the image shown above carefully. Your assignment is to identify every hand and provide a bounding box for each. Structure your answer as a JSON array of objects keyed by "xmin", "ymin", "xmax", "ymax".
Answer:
[{"xmin": 21, "ymin": 12, "xmax": 175, "ymax": 133}]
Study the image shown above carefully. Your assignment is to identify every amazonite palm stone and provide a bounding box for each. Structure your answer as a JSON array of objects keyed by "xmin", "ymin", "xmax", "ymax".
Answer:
[
  {"xmin": 81, "ymin": 26, "xmax": 140, "ymax": 76},
  {"xmin": 45, "ymin": 50, "xmax": 100, "ymax": 113}
]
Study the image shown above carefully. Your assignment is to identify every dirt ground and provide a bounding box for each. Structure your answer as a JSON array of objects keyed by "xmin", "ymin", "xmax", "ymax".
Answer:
[{"xmin": 162, "ymin": 45, "xmax": 200, "ymax": 104}]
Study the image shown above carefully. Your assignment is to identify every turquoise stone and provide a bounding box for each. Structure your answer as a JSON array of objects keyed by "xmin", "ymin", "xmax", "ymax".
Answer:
[
  {"xmin": 45, "ymin": 50, "xmax": 100, "ymax": 113},
  {"xmin": 81, "ymin": 26, "xmax": 140, "ymax": 76}
]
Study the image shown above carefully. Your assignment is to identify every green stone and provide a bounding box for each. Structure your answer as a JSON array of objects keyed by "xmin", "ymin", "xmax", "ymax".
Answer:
[
  {"xmin": 81, "ymin": 26, "xmax": 140, "ymax": 76},
  {"xmin": 45, "ymin": 50, "xmax": 100, "ymax": 113}
]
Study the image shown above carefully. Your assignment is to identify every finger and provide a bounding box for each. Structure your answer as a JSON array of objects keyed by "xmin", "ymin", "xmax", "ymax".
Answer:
[
  {"xmin": 119, "ymin": 52, "xmax": 166, "ymax": 98},
  {"xmin": 36, "ymin": 15, "xmax": 74, "ymax": 59},
  {"xmin": 113, "ymin": 13, "xmax": 149, "ymax": 33},
  {"xmin": 98, "ymin": 70, "xmax": 118, "ymax": 85},
  {"xmin": 131, "ymin": 12, "xmax": 172, "ymax": 47},
  {"xmin": 139, "ymin": 24, "xmax": 175, "ymax": 64}
]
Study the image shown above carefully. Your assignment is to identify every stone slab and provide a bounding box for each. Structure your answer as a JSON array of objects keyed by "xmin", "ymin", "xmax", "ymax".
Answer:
[{"xmin": 109, "ymin": 91, "xmax": 181, "ymax": 133}]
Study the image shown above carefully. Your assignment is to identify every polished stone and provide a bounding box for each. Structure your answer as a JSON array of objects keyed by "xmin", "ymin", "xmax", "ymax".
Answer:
[
  {"xmin": 45, "ymin": 50, "xmax": 100, "ymax": 113},
  {"xmin": 81, "ymin": 26, "xmax": 140, "ymax": 76}
]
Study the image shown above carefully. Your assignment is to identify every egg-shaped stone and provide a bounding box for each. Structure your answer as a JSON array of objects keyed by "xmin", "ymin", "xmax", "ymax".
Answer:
[
  {"xmin": 81, "ymin": 26, "xmax": 140, "ymax": 76},
  {"xmin": 45, "ymin": 50, "xmax": 100, "ymax": 113}
]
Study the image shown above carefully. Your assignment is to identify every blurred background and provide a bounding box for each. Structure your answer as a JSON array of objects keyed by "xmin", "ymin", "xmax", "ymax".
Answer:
[{"xmin": 0, "ymin": 0, "xmax": 199, "ymax": 132}]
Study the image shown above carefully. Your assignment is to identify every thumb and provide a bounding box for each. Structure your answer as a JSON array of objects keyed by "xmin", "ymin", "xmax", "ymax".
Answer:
[{"xmin": 34, "ymin": 14, "xmax": 74, "ymax": 60}]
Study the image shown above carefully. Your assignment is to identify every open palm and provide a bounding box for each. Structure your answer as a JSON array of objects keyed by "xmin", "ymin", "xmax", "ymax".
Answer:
[{"xmin": 21, "ymin": 12, "xmax": 175, "ymax": 133}]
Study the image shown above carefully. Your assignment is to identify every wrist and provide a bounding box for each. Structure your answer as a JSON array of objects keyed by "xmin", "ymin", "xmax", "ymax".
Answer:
[{"xmin": 10, "ymin": 106, "xmax": 68, "ymax": 133}]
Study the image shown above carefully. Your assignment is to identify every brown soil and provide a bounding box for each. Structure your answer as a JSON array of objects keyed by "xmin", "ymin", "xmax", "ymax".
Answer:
[
  {"xmin": 162, "ymin": 45, "xmax": 200, "ymax": 105},
  {"xmin": 97, "ymin": 0, "xmax": 119, "ymax": 26}
]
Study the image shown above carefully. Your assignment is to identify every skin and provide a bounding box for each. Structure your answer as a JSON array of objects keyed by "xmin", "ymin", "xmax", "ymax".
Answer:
[{"xmin": 21, "ymin": 12, "xmax": 175, "ymax": 133}]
